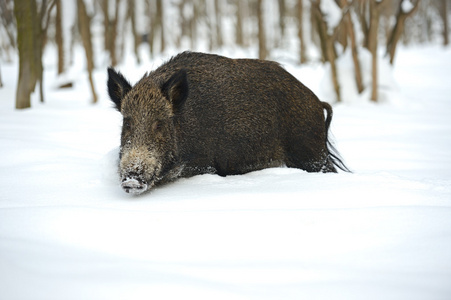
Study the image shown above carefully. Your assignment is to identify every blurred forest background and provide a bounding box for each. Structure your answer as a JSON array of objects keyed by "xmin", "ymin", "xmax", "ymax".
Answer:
[{"xmin": 1, "ymin": 0, "xmax": 450, "ymax": 109}]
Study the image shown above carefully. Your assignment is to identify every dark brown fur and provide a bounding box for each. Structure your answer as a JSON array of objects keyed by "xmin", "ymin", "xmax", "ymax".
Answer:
[{"xmin": 108, "ymin": 51, "xmax": 348, "ymax": 194}]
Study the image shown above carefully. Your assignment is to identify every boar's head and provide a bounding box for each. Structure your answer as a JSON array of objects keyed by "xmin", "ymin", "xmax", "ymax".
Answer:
[{"xmin": 107, "ymin": 68, "xmax": 188, "ymax": 195}]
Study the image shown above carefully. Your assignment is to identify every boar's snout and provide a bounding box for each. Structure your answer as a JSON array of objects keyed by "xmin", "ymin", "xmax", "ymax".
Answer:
[
  {"xmin": 119, "ymin": 146, "xmax": 162, "ymax": 195},
  {"xmin": 121, "ymin": 176, "xmax": 148, "ymax": 195}
]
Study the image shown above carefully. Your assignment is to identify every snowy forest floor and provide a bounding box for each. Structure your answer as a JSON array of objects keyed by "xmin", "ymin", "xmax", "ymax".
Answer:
[{"xmin": 0, "ymin": 45, "xmax": 451, "ymax": 300}]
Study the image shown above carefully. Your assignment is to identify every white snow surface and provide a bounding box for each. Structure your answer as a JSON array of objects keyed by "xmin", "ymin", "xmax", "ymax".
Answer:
[{"xmin": 1, "ymin": 45, "xmax": 451, "ymax": 300}]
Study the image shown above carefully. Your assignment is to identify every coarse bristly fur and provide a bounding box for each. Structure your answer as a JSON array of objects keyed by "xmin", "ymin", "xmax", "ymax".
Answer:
[{"xmin": 107, "ymin": 51, "xmax": 350, "ymax": 195}]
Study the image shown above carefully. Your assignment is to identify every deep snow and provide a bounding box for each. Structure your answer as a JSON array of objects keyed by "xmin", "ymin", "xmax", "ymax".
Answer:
[{"xmin": 1, "ymin": 44, "xmax": 451, "ymax": 300}]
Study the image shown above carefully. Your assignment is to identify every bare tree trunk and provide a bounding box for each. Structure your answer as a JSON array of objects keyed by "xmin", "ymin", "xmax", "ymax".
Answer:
[
  {"xmin": 235, "ymin": 0, "xmax": 245, "ymax": 46},
  {"xmin": 111, "ymin": 0, "xmax": 121, "ymax": 67},
  {"xmin": 55, "ymin": 0, "xmax": 64, "ymax": 74},
  {"xmin": 102, "ymin": 0, "xmax": 109, "ymax": 50},
  {"xmin": 157, "ymin": 0, "xmax": 165, "ymax": 53},
  {"xmin": 312, "ymin": 2, "xmax": 326, "ymax": 63},
  {"xmin": 36, "ymin": 1, "xmax": 44, "ymax": 103},
  {"xmin": 15, "ymin": 58, "xmax": 34, "ymax": 109},
  {"xmin": 386, "ymin": 0, "xmax": 421, "ymax": 64},
  {"xmin": 101, "ymin": 0, "xmax": 121, "ymax": 66},
  {"xmin": 14, "ymin": 0, "xmax": 39, "ymax": 109},
  {"xmin": 77, "ymin": 0, "xmax": 98, "ymax": 103},
  {"xmin": 184, "ymin": 0, "xmax": 199, "ymax": 50},
  {"xmin": 369, "ymin": 0, "xmax": 384, "ymax": 102},
  {"xmin": 192, "ymin": 0, "xmax": 200, "ymax": 49},
  {"xmin": 440, "ymin": 0, "xmax": 449, "ymax": 46},
  {"xmin": 40, "ymin": 1, "xmax": 56, "ymax": 101},
  {"xmin": 147, "ymin": 0, "xmax": 155, "ymax": 56},
  {"xmin": 37, "ymin": 0, "xmax": 54, "ymax": 103},
  {"xmin": 215, "ymin": 0, "xmax": 223, "ymax": 48},
  {"xmin": 341, "ymin": 0, "xmax": 363, "ymax": 93},
  {"xmin": 278, "ymin": 0, "xmax": 286, "ymax": 46},
  {"xmin": 297, "ymin": 0, "xmax": 307, "ymax": 63},
  {"xmin": 257, "ymin": 0, "xmax": 267, "ymax": 59},
  {"xmin": 357, "ymin": 1, "xmax": 370, "ymax": 49},
  {"xmin": 147, "ymin": 0, "xmax": 164, "ymax": 55},
  {"xmin": 175, "ymin": 1, "xmax": 183, "ymax": 48},
  {"xmin": 348, "ymin": 17, "xmax": 364, "ymax": 94},
  {"xmin": 128, "ymin": 0, "xmax": 141, "ymax": 64},
  {"xmin": 313, "ymin": 1, "xmax": 341, "ymax": 102},
  {"xmin": 206, "ymin": 0, "xmax": 215, "ymax": 50}
]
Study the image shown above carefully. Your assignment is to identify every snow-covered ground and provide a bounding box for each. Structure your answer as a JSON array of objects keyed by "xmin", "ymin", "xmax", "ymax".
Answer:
[{"xmin": 1, "ymin": 44, "xmax": 451, "ymax": 300}]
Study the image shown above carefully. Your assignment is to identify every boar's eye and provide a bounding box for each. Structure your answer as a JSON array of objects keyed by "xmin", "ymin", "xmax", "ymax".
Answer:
[
  {"xmin": 152, "ymin": 120, "xmax": 163, "ymax": 132},
  {"xmin": 123, "ymin": 117, "xmax": 132, "ymax": 130}
]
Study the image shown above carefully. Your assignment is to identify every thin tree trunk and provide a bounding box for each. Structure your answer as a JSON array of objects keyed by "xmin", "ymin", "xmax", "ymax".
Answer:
[
  {"xmin": 236, "ymin": 0, "xmax": 244, "ymax": 46},
  {"xmin": 347, "ymin": 16, "xmax": 364, "ymax": 94},
  {"xmin": 297, "ymin": 0, "xmax": 307, "ymax": 63},
  {"xmin": 156, "ymin": 0, "xmax": 165, "ymax": 53},
  {"xmin": 128, "ymin": 0, "xmax": 141, "ymax": 64},
  {"xmin": 110, "ymin": 0, "xmax": 120, "ymax": 67},
  {"xmin": 207, "ymin": 0, "xmax": 215, "ymax": 50},
  {"xmin": 191, "ymin": 0, "xmax": 199, "ymax": 49},
  {"xmin": 101, "ymin": 0, "xmax": 109, "ymax": 50},
  {"xmin": 215, "ymin": 0, "xmax": 223, "ymax": 48},
  {"xmin": 14, "ymin": 0, "xmax": 39, "ymax": 109},
  {"xmin": 313, "ymin": 2, "xmax": 327, "ymax": 63},
  {"xmin": 31, "ymin": 0, "xmax": 57, "ymax": 103},
  {"xmin": 101, "ymin": 0, "xmax": 120, "ymax": 66},
  {"xmin": 147, "ymin": 0, "xmax": 155, "ymax": 56},
  {"xmin": 36, "ymin": 0, "xmax": 47, "ymax": 103},
  {"xmin": 313, "ymin": 1, "xmax": 341, "ymax": 102},
  {"xmin": 55, "ymin": 0, "xmax": 64, "ymax": 74},
  {"xmin": 77, "ymin": 0, "xmax": 98, "ymax": 103},
  {"xmin": 440, "ymin": 0, "xmax": 449, "ymax": 46},
  {"xmin": 386, "ymin": 0, "xmax": 420, "ymax": 65},
  {"xmin": 358, "ymin": 1, "xmax": 370, "ymax": 49},
  {"xmin": 257, "ymin": 0, "xmax": 267, "ymax": 60},
  {"xmin": 327, "ymin": 39, "xmax": 341, "ymax": 102},
  {"xmin": 278, "ymin": 0, "xmax": 286, "ymax": 46},
  {"xmin": 341, "ymin": 0, "xmax": 363, "ymax": 93},
  {"xmin": 369, "ymin": 0, "xmax": 384, "ymax": 102}
]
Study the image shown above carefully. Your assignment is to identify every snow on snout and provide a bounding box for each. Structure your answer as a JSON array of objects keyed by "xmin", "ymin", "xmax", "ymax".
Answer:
[{"xmin": 119, "ymin": 146, "xmax": 161, "ymax": 194}]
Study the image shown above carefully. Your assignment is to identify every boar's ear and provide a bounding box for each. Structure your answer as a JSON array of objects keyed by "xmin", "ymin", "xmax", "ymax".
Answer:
[
  {"xmin": 162, "ymin": 69, "xmax": 188, "ymax": 112},
  {"xmin": 107, "ymin": 68, "xmax": 132, "ymax": 112}
]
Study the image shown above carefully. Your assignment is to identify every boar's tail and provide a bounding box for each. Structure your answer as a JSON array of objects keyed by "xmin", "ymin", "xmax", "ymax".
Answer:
[{"xmin": 322, "ymin": 102, "xmax": 351, "ymax": 173}]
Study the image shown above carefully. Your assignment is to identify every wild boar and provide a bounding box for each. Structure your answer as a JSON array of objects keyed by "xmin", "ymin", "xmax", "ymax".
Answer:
[{"xmin": 107, "ymin": 51, "xmax": 348, "ymax": 194}]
